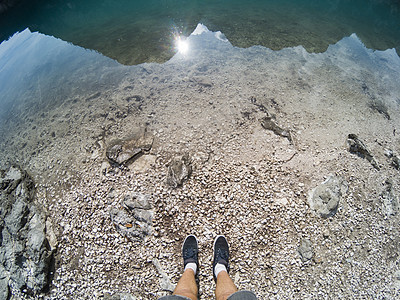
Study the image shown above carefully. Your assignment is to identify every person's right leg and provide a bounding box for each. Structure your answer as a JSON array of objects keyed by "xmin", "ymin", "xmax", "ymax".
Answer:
[
  {"xmin": 172, "ymin": 235, "xmax": 199, "ymax": 300},
  {"xmin": 215, "ymin": 270, "xmax": 238, "ymax": 300},
  {"xmin": 213, "ymin": 236, "xmax": 238, "ymax": 300}
]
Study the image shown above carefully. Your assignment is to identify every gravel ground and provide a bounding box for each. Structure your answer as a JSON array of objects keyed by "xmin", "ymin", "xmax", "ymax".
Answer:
[{"xmin": 1, "ymin": 28, "xmax": 400, "ymax": 299}]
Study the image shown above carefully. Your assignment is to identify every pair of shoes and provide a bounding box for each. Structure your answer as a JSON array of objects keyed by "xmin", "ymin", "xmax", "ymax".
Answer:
[{"xmin": 182, "ymin": 235, "xmax": 230, "ymax": 281}]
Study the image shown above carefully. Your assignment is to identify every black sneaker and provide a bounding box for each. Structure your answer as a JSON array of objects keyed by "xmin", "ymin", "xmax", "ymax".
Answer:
[
  {"xmin": 182, "ymin": 235, "xmax": 199, "ymax": 269},
  {"xmin": 213, "ymin": 235, "xmax": 230, "ymax": 281}
]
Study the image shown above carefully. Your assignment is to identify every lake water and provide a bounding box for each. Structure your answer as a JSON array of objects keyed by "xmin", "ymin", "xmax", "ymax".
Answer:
[{"xmin": 1, "ymin": 0, "xmax": 399, "ymax": 65}]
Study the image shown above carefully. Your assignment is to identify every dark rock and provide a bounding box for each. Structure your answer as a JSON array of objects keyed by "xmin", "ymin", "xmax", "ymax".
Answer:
[
  {"xmin": 392, "ymin": 155, "xmax": 400, "ymax": 170},
  {"xmin": 260, "ymin": 116, "xmax": 292, "ymax": 143},
  {"xmin": 109, "ymin": 193, "xmax": 152, "ymax": 242},
  {"xmin": 298, "ymin": 239, "xmax": 314, "ymax": 262},
  {"xmin": 0, "ymin": 166, "xmax": 54, "ymax": 297},
  {"xmin": 384, "ymin": 149, "xmax": 400, "ymax": 170},
  {"xmin": 166, "ymin": 154, "xmax": 192, "ymax": 188},
  {"xmin": 106, "ymin": 129, "xmax": 154, "ymax": 166},
  {"xmin": 308, "ymin": 175, "xmax": 348, "ymax": 218},
  {"xmin": 347, "ymin": 134, "xmax": 379, "ymax": 170}
]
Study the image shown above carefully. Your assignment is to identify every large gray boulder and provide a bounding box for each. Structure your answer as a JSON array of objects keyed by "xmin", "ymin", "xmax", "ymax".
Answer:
[
  {"xmin": 109, "ymin": 192, "xmax": 153, "ymax": 242},
  {"xmin": 0, "ymin": 166, "xmax": 54, "ymax": 297}
]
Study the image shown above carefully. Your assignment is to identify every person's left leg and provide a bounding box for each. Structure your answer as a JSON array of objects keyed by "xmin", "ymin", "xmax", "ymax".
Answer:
[{"xmin": 172, "ymin": 235, "xmax": 199, "ymax": 300}]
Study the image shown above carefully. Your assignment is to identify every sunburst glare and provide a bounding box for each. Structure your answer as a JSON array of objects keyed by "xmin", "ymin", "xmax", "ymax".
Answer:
[{"xmin": 175, "ymin": 36, "xmax": 189, "ymax": 54}]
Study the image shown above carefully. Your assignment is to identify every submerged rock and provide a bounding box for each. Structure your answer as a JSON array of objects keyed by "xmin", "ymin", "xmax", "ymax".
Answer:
[
  {"xmin": 106, "ymin": 129, "xmax": 154, "ymax": 165},
  {"xmin": 109, "ymin": 192, "xmax": 153, "ymax": 241},
  {"xmin": 166, "ymin": 154, "xmax": 192, "ymax": 188},
  {"xmin": 347, "ymin": 134, "xmax": 379, "ymax": 170},
  {"xmin": 260, "ymin": 116, "xmax": 292, "ymax": 143},
  {"xmin": 308, "ymin": 175, "xmax": 348, "ymax": 218},
  {"xmin": 0, "ymin": 166, "xmax": 54, "ymax": 297}
]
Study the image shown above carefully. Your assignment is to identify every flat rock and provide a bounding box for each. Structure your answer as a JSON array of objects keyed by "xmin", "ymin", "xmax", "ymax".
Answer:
[
  {"xmin": 124, "ymin": 192, "xmax": 152, "ymax": 210},
  {"xmin": 106, "ymin": 129, "xmax": 154, "ymax": 165},
  {"xmin": 308, "ymin": 175, "xmax": 348, "ymax": 218},
  {"xmin": 152, "ymin": 258, "xmax": 176, "ymax": 292}
]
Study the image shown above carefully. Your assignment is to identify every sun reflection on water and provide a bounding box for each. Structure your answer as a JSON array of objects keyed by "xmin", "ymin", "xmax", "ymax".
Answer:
[{"xmin": 175, "ymin": 36, "xmax": 189, "ymax": 54}]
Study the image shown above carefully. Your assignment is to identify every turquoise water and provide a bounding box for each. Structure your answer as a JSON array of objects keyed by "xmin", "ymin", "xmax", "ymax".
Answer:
[{"xmin": 1, "ymin": 0, "xmax": 399, "ymax": 65}]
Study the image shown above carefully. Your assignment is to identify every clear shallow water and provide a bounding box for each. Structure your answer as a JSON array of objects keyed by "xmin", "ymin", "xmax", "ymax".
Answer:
[
  {"xmin": 1, "ymin": 0, "xmax": 399, "ymax": 65},
  {"xmin": 1, "ymin": 24, "xmax": 399, "ymax": 125}
]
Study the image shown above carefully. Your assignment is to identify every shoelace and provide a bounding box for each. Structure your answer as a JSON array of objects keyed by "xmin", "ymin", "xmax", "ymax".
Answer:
[
  {"xmin": 184, "ymin": 247, "xmax": 196, "ymax": 258},
  {"xmin": 216, "ymin": 248, "xmax": 228, "ymax": 261}
]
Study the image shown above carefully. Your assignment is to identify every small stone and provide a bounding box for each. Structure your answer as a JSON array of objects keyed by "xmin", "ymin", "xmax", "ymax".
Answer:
[
  {"xmin": 384, "ymin": 148, "xmax": 393, "ymax": 158},
  {"xmin": 298, "ymin": 239, "xmax": 314, "ymax": 262}
]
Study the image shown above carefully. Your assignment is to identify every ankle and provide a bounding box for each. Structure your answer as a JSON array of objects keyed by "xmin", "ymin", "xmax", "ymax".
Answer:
[
  {"xmin": 184, "ymin": 262, "xmax": 197, "ymax": 275},
  {"xmin": 214, "ymin": 263, "xmax": 227, "ymax": 278}
]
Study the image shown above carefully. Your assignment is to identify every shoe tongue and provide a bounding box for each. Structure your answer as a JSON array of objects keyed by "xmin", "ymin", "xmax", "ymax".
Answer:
[
  {"xmin": 218, "ymin": 259, "xmax": 228, "ymax": 267},
  {"xmin": 185, "ymin": 258, "xmax": 197, "ymax": 264}
]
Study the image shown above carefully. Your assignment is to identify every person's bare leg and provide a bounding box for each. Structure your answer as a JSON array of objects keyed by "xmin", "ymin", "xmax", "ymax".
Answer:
[
  {"xmin": 215, "ymin": 270, "xmax": 238, "ymax": 300},
  {"xmin": 173, "ymin": 268, "xmax": 198, "ymax": 300}
]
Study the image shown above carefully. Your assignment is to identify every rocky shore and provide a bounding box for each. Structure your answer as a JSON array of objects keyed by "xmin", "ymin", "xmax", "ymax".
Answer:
[{"xmin": 0, "ymin": 27, "xmax": 399, "ymax": 299}]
